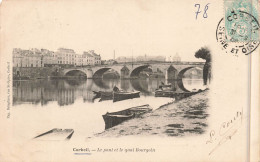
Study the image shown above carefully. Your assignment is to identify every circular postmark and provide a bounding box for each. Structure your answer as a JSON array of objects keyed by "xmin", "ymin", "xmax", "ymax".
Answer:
[
  {"xmin": 225, "ymin": 10, "xmax": 259, "ymax": 42},
  {"xmin": 216, "ymin": 17, "xmax": 260, "ymax": 56}
]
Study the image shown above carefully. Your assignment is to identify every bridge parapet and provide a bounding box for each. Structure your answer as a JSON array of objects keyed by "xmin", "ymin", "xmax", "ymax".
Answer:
[{"xmin": 89, "ymin": 61, "xmax": 204, "ymax": 68}]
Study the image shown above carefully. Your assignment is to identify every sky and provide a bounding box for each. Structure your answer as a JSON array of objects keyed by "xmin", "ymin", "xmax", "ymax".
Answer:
[{"xmin": 2, "ymin": 0, "xmax": 222, "ymax": 61}]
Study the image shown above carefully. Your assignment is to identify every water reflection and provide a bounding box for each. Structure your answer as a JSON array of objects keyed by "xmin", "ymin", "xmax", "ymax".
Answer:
[{"xmin": 13, "ymin": 78, "xmax": 203, "ymax": 106}]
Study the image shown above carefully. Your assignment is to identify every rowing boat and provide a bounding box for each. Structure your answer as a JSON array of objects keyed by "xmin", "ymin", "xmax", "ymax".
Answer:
[
  {"xmin": 155, "ymin": 90, "xmax": 175, "ymax": 98},
  {"xmin": 113, "ymin": 91, "xmax": 140, "ymax": 102},
  {"xmin": 93, "ymin": 91, "xmax": 113, "ymax": 101},
  {"xmin": 93, "ymin": 90, "xmax": 140, "ymax": 102},
  {"xmin": 33, "ymin": 128, "xmax": 74, "ymax": 140},
  {"xmin": 102, "ymin": 104, "xmax": 152, "ymax": 129},
  {"xmin": 159, "ymin": 84, "xmax": 171, "ymax": 88}
]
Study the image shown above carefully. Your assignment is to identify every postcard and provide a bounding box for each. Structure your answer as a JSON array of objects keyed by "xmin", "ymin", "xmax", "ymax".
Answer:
[{"xmin": 0, "ymin": 0, "xmax": 259, "ymax": 161}]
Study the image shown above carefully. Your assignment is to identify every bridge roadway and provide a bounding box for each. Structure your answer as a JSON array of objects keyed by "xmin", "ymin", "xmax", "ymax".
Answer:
[{"xmin": 62, "ymin": 61, "xmax": 205, "ymax": 80}]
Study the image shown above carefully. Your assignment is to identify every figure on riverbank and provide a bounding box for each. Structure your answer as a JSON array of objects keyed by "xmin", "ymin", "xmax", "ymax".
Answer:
[{"xmin": 195, "ymin": 47, "xmax": 212, "ymax": 85}]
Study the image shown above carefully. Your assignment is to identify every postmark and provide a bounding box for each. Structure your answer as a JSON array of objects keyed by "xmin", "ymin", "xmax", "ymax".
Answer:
[
  {"xmin": 224, "ymin": 0, "xmax": 259, "ymax": 42},
  {"xmin": 216, "ymin": 17, "xmax": 260, "ymax": 55}
]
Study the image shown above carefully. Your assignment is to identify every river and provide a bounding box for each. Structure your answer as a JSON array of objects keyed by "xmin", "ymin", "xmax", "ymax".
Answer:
[{"xmin": 12, "ymin": 78, "xmax": 204, "ymax": 141}]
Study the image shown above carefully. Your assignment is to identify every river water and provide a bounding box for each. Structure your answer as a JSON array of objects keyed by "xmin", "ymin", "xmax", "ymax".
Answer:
[{"xmin": 12, "ymin": 78, "xmax": 204, "ymax": 141}]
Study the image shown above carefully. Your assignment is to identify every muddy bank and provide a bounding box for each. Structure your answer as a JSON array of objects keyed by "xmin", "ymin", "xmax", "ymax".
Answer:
[{"xmin": 95, "ymin": 90, "xmax": 209, "ymax": 137}]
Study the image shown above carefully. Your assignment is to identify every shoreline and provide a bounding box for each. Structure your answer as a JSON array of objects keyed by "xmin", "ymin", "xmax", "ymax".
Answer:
[{"xmin": 95, "ymin": 90, "xmax": 209, "ymax": 137}]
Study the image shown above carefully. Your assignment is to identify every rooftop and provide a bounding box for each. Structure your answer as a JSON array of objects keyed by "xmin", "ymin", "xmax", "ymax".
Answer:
[{"xmin": 57, "ymin": 48, "xmax": 75, "ymax": 53}]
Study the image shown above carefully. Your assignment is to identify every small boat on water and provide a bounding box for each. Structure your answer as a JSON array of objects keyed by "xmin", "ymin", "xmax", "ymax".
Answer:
[
  {"xmin": 155, "ymin": 90, "xmax": 175, "ymax": 98},
  {"xmin": 93, "ymin": 91, "xmax": 113, "ymax": 101},
  {"xmin": 93, "ymin": 90, "xmax": 140, "ymax": 102},
  {"xmin": 113, "ymin": 91, "xmax": 140, "ymax": 102},
  {"xmin": 159, "ymin": 84, "xmax": 171, "ymax": 89},
  {"xmin": 33, "ymin": 128, "xmax": 74, "ymax": 140},
  {"xmin": 100, "ymin": 91, "xmax": 113, "ymax": 101},
  {"xmin": 102, "ymin": 104, "xmax": 152, "ymax": 129}
]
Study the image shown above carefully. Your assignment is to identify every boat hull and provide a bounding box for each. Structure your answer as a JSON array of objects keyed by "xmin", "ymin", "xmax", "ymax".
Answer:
[
  {"xmin": 102, "ymin": 114, "xmax": 134, "ymax": 129},
  {"xmin": 113, "ymin": 91, "xmax": 140, "ymax": 102},
  {"xmin": 100, "ymin": 91, "xmax": 113, "ymax": 101},
  {"xmin": 34, "ymin": 128, "xmax": 74, "ymax": 140},
  {"xmin": 102, "ymin": 104, "xmax": 152, "ymax": 129},
  {"xmin": 159, "ymin": 84, "xmax": 171, "ymax": 88},
  {"xmin": 155, "ymin": 90, "xmax": 175, "ymax": 98}
]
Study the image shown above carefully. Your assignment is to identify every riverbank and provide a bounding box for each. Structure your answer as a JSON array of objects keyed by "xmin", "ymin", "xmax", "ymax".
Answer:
[{"xmin": 95, "ymin": 90, "xmax": 209, "ymax": 137}]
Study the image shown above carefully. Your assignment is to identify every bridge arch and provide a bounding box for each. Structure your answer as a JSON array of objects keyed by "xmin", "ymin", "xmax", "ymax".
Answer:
[
  {"xmin": 130, "ymin": 65, "xmax": 150, "ymax": 78},
  {"xmin": 93, "ymin": 68, "xmax": 120, "ymax": 79},
  {"xmin": 177, "ymin": 67, "xmax": 203, "ymax": 92},
  {"xmin": 64, "ymin": 69, "xmax": 88, "ymax": 78}
]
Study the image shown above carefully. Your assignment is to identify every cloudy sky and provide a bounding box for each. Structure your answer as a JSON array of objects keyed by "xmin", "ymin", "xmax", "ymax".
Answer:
[{"xmin": 2, "ymin": 0, "xmax": 222, "ymax": 61}]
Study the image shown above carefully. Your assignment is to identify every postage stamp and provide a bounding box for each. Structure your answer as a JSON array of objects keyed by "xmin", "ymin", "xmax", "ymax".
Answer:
[
  {"xmin": 216, "ymin": 18, "xmax": 260, "ymax": 56},
  {"xmin": 224, "ymin": 0, "xmax": 259, "ymax": 42}
]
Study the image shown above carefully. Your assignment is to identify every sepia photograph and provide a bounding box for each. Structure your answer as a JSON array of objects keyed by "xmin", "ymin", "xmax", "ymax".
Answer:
[{"xmin": 0, "ymin": 0, "xmax": 259, "ymax": 161}]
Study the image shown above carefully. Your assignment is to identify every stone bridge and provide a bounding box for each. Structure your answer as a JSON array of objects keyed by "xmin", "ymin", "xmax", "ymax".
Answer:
[{"xmin": 61, "ymin": 61, "xmax": 204, "ymax": 80}]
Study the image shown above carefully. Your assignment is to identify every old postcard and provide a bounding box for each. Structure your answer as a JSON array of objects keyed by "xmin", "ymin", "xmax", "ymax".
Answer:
[{"xmin": 0, "ymin": 0, "xmax": 259, "ymax": 161}]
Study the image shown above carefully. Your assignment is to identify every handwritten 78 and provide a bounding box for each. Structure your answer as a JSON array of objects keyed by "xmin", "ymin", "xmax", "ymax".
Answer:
[{"xmin": 195, "ymin": 3, "xmax": 210, "ymax": 19}]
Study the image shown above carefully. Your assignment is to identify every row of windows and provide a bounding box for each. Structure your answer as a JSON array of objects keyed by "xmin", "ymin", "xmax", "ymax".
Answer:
[
  {"xmin": 16, "ymin": 63, "xmax": 43, "ymax": 67},
  {"xmin": 58, "ymin": 61, "xmax": 74, "ymax": 64},
  {"xmin": 14, "ymin": 59, "xmax": 95, "ymax": 64},
  {"xmin": 14, "ymin": 60, "xmax": 42, "ymax": 64}
]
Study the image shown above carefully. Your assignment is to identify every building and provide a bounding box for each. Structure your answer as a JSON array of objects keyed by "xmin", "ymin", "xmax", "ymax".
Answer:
[
  {"xmin": 13, "ymin": 48, "xmax": 43, "ymax": 67},
  {"xmin": 13, "ymin": 48, "xmax": 24, "ymax": 67},
  {"xmin": 27, "ymin": 52, "xmax": 43, "ymax": 67},
  {"xmin": 135, "ymin": 55, "xmax": 165, "ymax": 62},
  {"xmin": 83, "ymin": 52, "xmax": 94, "ymax": 66},
  {"xmin": 41, "ymin": 49, "xmax": 56, "ymax": 66},
  {"xmin": 102, "ymin": 59, "xmax": 118, "ymax": 65},
  {"xmin": 166, "ymin": 53, "xmax": 181, "ymax": 62},
  {"xmin": 75, "ymin": 54, "xmax": 83, "ymax": 67},
  {"xmin": 13, "ymin": 48, "xmax": 102, "ymax": 68},
  {"xmin": 172, "ymin": 53, "xmax": 181, "ymax": 62},
  {"xmin": 55, "ymin": 48, "xmax": 76, "ymax": 67},
  {"xmin": 115, "ymin": 56, "xmax": 134, "ymax": 63},
  {"xmin": 88, "ymin": 50, "xmax": 101, "ymax": 65}
]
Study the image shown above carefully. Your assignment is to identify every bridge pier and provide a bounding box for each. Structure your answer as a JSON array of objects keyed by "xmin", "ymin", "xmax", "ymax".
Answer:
[
  {"xmin": 165, "ymin": 69, "xmax": 178, "ymax": 80},
  {"xmin": 86, "ymin": 69, "xmax": 93, "ymax": 79}
]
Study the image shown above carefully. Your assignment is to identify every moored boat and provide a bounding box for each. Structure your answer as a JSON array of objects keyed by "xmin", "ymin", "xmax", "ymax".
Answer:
[
  {"xmin": 159, "ymin": 84, "xmax": 171, "ymax": 89},
  {"xmin": 102, "ymin": 104, "xmax": 152, "ymax": 129},
  {"xmin": 92, "ymin": 91, "xmax": 101, "ymax": 100},
  {"xmin": 33, "ymin": 128, "xmax": 74, "ymax": 140},
  {"xmin": 100, "ymin": 91, "xmax": 113, "ymax": 101},
  {"xmin": 93, "ymin": 91, "xmax": 113, "ymax": 101},
  {"xmin": 113, "ymin": 91, "xmax": 140, "ymax": 102},
  {"xmin": 155, "ymin": 90, "xmax": 175, "ymax": 98}
]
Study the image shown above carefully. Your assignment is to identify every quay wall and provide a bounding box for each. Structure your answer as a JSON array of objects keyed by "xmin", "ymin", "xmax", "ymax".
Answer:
[{"xmin": 13, "ymin": 67, "xmax": 61, "ymax": 79}]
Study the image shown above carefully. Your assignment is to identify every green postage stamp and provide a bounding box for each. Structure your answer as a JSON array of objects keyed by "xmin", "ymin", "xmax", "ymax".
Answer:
[{"xmin": 224, "ymin": 0, "xmax": 259, "ymax": 42}]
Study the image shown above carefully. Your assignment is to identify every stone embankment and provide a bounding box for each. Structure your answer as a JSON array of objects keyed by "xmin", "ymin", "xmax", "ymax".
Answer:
[{"xmin": 13, "ymin": 67, "xmax": 62, "ymax": 80}]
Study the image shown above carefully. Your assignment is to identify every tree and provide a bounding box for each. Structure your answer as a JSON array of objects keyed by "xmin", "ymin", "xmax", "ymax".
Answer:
[{"xmin": 195, "ymin": 47, "xmax": 212, "ymax": 85}]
